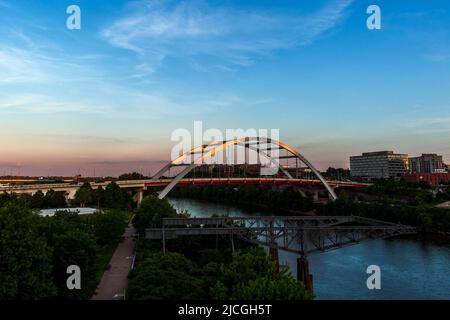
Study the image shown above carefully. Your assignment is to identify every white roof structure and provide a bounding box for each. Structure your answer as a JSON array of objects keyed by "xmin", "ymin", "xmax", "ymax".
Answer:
[
  {"xmin": 436, "ymin": 201, "xmax": 450, "ymax": 209},
  {"xmin": 38, "ymin": 207, "xmax": 97, "ymax": 217}
]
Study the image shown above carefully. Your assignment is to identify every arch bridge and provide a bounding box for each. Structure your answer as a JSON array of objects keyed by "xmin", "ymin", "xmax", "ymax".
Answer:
[{"xmin": 152, "ymin": 137, "xmax": 349, "ymax": 200}]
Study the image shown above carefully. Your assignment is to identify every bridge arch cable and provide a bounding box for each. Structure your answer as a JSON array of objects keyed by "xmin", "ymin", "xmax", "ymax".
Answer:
[{"xmin": 151, "ymin": 137, "xmax": 337, "ymax": 200}]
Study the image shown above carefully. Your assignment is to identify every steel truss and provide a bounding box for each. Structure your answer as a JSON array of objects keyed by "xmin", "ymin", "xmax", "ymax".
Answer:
[{"xmin": 145, "ymin": 215, "xmax": 416, "ymax": 255}]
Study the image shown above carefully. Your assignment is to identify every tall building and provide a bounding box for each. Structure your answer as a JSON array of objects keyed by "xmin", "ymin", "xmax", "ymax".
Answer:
[
  {"xmin": 350, "ymin": 151, "xmax": 409, "ymax": 180},
  {"xmin": 408, "ymin": 154, "xmax": 446, "ymax": 173}
]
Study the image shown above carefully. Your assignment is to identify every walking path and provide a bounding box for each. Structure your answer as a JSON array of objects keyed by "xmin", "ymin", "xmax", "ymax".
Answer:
[{"xmin": 91, "ymin": 222, "xmax": 136, "ymax": 300}]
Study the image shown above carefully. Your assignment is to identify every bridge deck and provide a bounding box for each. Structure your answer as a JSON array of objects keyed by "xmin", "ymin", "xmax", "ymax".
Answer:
[{"xmin": 0, "ymin": 178, "xmax": 369, "ymax": 193}]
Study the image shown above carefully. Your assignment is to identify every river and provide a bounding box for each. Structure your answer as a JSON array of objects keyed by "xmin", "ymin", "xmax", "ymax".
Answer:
[{"xmin": 168, "ymin": 197, "xmax": 450, "ymax": 300}]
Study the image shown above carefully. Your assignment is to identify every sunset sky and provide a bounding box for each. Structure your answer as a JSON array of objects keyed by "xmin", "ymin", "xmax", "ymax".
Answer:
[{"xmin": 1, "ymin": 0, "xmax": 450, "ymax": 176}]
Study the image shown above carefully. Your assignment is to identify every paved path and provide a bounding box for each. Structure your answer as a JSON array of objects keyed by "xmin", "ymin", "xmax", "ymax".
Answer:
[{"xmin": 92, "ymin": 222, "xmax": 136, "ymax": 300}]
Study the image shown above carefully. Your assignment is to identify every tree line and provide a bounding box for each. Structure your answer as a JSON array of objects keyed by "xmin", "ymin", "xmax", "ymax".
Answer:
[
  {"xmin": 170, "ymin": 185, "xmax": 315, "ymax": 213},
  {"xmin": 0, "ymin": 199, "xmax": 129, "ymax": 300},
  {"xmin": 0, "ymin": 181, "xmax": 134, "ymax": 210}
]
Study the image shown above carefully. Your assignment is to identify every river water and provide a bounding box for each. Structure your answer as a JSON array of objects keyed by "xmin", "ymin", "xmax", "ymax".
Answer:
[{"xmin": 168, "ymin": 197, "xmax": 450, "ymax": 300}]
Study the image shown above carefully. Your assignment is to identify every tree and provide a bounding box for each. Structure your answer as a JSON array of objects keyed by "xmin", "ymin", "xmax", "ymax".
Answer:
[
  {"xmin": 92, "ymin": 186, "xmax": 105, "ymax": 208},
  {"xmin": 43, "ymin": 189, "xmax": 67, "ymax": 208},
  {"xmin": 0, "ymin": 201, "xmax": 56, "ymax": 299},
  {"xmin": 38, "ymin": 210, "xmax": 98, "ymax": 299},
  {"xmin": 0, "ymin": 192, "xmax": 17, "ymax": 206},
  {"xmin": 74, "ymin": 182, "xmax": 93, "ymax": 207},
  {"xmin": 127, "ymin": 252, "xmax": 204, "ymax": 300},
  {"xmin": 232, "ymin": 275, "xmax": 312, "ymax": 300},
  {"xmin": 206, "ymin": 248, "xmax": 312, "ymax": 300},
  {"xmin": 18, "ymin": 193, "xmax": 33, "ymax": 207},
  {"xmin": 91, "ymin": 209, "xmax": 128, "ymax": 246},
  {"xmin": 30, "ymin": 190, "xmax": 45, "ymax": 208},
  {"xmin": 103, "ymin": 182, "xmax": 131, "ymax": 209},
  {"xmin": 50, "ymin": 229, "xmax": 97, "ymax": 299},
  {"xmin": 218, "ymin": 248, "xmax": 277, "ymax": 291},
  {"xmin": 133, "ymin": 195, "xmax": 177, "ymax": 235},
  {"xmin": 119, "ymin": 172, "xmax": 146, "ymax": 180}
]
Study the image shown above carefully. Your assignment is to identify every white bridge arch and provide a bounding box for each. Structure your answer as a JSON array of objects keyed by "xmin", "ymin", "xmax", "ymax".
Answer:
[{"xmin": 152, "ymin": 137, "xmax": 337, "ymax": 201}]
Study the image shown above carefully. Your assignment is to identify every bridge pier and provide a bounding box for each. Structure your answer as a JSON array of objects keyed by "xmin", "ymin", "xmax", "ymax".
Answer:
[
  {"xmin": 297, "ymin": 254, "xmax": 313, "ymax": 295},
  {"xmin": 230, "ymin": 232, "xmax": 235, "ymax": 254},
  {"xmin": 329, "ymin": 188, "xmax": 337, "ymax": 200},
  {"xmin": 312, "ymin": 191, "xmax": 319, "ymax": 202},
  {"xmin": 269, "ymin": 247, "xmax": 280, "ymax": 273},
  {"xmin": 132, "ymin": 189, "xmax": 144, "ymax": 208}
]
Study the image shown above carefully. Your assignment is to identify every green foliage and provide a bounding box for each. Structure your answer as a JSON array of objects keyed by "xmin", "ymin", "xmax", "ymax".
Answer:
[
  {"xmin": 74, "ymin": 182, "xmax": 93, "ymax": 207},
  {"xmin": 0, "ymin": 198, "xmax": 129, "ymax": 300},
  {"xmin": 218, "ymin": 248, "xmax": 276, "ymax": 289},
  {"xmin": 171, "ymin": 185, "xmax": 314, "ymax": 212},
  {"xmin": 103, "ymin": 181, "xmax": 132, "ymax": 209},
  {"xmin": 38, "ymin": 211, "xmax": 98, "ymax": 299},
  {"xmin": 43, "ymin": 189, "xmax": 67, "ymax": 208},
  {"xmin": 71, "ymin": 182, "xmax": 132, "ymax": 210},
  {"xmin": 129, "ymin": 247, "xmax": 312, "ymax": 300},
  {"xmin": 233, "ymin": 275, "xmax": 311, "ymax": 300},
  {"xmin": 217, "ymin": 249, "xmax": 312, "ymax": 300},
  {"xmin": 0, "ymin": 192, "xmax": 13, "ymax": 206},
  {"xmin": 127, "ymin": 252, "xmax": 204, "ymax": 300},
  {"xmin": 133, "ymin": 195, "xmax": 177, "ymax": 235},
  {"xmin": 119, "ymin": 172, "xmax": 146, "ymax": 180},
  {"xmin": 51, "ymin": 229, "xmax": 97, "ymax": 299},
  {"xmin": 0, "ymin": 201, "xmax": 56, "ymax": 299},
  {"xmin": 318, "ymin": 195, "xmax": 450, "ymax": 232},
  {"xmin": 365, "ymin": 179, "xmax": 434, "ymax": 205},
  {"xmin": 30, "ymin": 190, "xmax": 45, "ymax": 208},
  {"xmin": 90, "ymin": 209, "xmax": 128, "ymax": 246},
  {"xmin": 92, "ymin": 186, "xmax": 105, "ymax": 208}
]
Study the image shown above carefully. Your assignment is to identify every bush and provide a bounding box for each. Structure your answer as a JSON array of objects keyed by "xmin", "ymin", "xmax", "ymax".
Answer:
[{"xmin": 133, "ymin": 195, "xmax": 177, "ymax": 235}]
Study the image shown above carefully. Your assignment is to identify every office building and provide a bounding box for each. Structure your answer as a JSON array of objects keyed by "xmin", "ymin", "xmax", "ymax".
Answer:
[
  {"xmin": 350, "ymin": 151, "xmax": 409, "ymax": 180},
  {"xmin": 409, "ymin": 154, "xmax": 446, "ymax": 173}
]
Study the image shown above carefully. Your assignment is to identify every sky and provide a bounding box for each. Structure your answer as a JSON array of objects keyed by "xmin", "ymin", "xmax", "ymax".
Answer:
[{"xmin": 1, "ymin": 0, "xmax": 450, "ymax": 176}]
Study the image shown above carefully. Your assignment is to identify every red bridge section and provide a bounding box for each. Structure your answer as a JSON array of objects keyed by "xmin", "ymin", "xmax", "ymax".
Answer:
[{"xmin": 144, "ymin": 178, "xmax": 369, "ymax": 189}]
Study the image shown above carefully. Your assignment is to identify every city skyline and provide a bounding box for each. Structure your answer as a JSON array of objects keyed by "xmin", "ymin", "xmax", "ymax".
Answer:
[{"xmin": 1, "ymin": 0, "xmax": 450, "ymax": 176}]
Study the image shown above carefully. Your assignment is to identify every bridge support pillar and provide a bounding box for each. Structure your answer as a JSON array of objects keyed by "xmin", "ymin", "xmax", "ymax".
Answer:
[
  {"xmin": 230, "ymin": 232, "xmax": 235, "ymax": 254},
  {"xmin": 269, "ymin": 247, "xmax": 280, "ymax": 273},
  {"xmin": 134, "ymin": 189, "xmax": 144, "ymax": 208},
  {"xmin": 297, "ymin": 254, "xmax": 313, "ymax": 295},
  {"xmin": 312, "ymin": 191, "xmax": 319, "ymax": 202},
  {"xmin": 329, "ymin": 188, "xmax": 336, "ymax": 200}
]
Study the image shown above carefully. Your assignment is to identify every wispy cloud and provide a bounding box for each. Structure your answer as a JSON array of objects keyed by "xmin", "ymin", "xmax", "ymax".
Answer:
[
  {"xmin": 0, "ymin": 93, "xmax": 108, "ymax": 114},
  {"xmin": 0, "ymin": 0, "xmax": 10, "ymax": 8},
  {"xmin": 0, "ymin": 48, "xmax": 51, "ymax": 83},
  {"xmin": 101, "ymin": 0, "xmax": 353, "ymax": 75},
  {"xmin": 403, "ymin": 116, "xmax": 450, "ymax": 134},
  {"xmin": 0, "ymin": 86, "xmax": 247, "ymax": 118}
]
